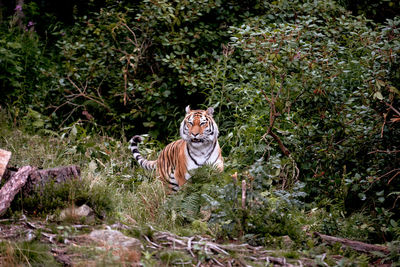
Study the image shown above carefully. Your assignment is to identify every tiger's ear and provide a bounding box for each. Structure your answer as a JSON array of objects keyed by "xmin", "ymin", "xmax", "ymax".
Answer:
[
  {"xmin": 206, "ymin": 107, "xmax": 214, "ymax": 116},
  {"xmin": 185, "ymin": 105, "xmax": 191, "ymax": 114}
]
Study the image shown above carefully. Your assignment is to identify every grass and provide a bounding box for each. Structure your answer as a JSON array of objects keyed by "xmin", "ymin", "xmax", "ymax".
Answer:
[
  {"xmin": 0, "ymin": 110, "xmax": 193, "ymax": 236},
  {"xmin": 0, "ymin": 110, "xmax": 397, "ymax": 266},
  {"xmin": 0, "ymin": 241, "xmax": 59, "ymax": 266}
]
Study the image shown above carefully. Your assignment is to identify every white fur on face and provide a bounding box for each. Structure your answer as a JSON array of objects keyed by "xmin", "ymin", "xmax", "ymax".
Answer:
[{"xmin": 180, "ymin": 112, "xmax": 218, "ymax": 145}]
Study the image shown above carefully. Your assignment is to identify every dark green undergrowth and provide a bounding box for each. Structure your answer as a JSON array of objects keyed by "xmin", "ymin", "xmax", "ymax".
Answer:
[{"xmin": 157, "ymin": 166, "xmax": 393, "ymax": 248}]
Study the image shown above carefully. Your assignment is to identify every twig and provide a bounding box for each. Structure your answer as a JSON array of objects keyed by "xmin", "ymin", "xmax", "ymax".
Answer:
[
  {"xmin": 241, "ymin": 180, "xmax": 246, "ymax": 209},
  {"xmin": 363, "ymin": 168, "xmax": 400, "ymax": 193},
  {"xmin": 385, "ymin": 102, "xmax": 400, "ymax": 117},
  {"xmin": 143, "ymin": 235, "xmax": 160, "ymax": 249},
  {"xmin": 66, "ymin": 77, "xmax": 110, "ymax": 110},
  {"xmin": 211, "ymin": 257, "xmax": 225, "ymax": 266},
  {"xmin": 387, "ymin": 171, "xmax": 400, "ymax": 185},
  {"xmin": 314, "ymin": 232, "xmax": 389, "ymax": 254},
  {"xmin": 368, "ymin": 149, "xmax": 400, "ymax": 154},
  {"xmin": 260, "ymin": 74, "xmax": 291, "ymax": 157},
  {"xmin": 187, "ymin": 236, "xmax": 195, "ymax": 257},
  {"xmin": 381, "ymin": 111, "xmax": 388, "ymax": 138},
  {"xmin": 268, "ymin": 130, "xmax": 291, "ymax": 156},
  {"xmin": 147, "ymin": 230, "xmax": 300, "ymax": 265}
]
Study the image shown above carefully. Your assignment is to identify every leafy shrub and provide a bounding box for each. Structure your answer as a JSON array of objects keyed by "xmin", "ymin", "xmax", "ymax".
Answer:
[
  {"xmin": 159, "ymin": 166, "xmax": 307, "ymax": 246},
  {"xmin": 205, "ymin": 0, "xmax": 400, "ymax": 241},
  {"xmin": 0, "ymin": 4, "xmax": 58, "ymax": 123},
  {"xmin": 49, "ymin": 1, "xmax": 270, "ymax": 138}
]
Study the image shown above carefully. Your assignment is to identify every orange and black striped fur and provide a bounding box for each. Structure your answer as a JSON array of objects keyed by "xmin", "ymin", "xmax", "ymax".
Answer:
[{"xmin": 129, "ymin": 106, "xmax": 223, "ymax": 192}]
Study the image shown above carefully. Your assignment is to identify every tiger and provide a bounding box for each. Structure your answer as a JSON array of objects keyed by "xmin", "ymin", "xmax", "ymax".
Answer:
[{"xmin": 129, "ymin": 106, "xmax": 223, "ymax": 192}]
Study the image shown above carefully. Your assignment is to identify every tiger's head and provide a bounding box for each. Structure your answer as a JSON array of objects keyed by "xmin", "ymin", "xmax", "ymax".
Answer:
[{"xmin": 180, "ymin": 106, "xmax": 219, "ymax": 146}]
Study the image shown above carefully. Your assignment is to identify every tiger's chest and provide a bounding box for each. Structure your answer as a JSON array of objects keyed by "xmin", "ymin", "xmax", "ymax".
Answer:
[
  {"xmin": 184, "ymin": 141, "xmax": 220, "ymax": 173},
  {"xmin": 160, "ymin": 139, "xmax": 222, "ymax": 192}
]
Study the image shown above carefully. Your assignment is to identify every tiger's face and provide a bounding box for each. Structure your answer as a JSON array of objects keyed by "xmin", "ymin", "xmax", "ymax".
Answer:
[{"xmin": 180, "ymin": 106, "xmax": 218, "ymax": 146}]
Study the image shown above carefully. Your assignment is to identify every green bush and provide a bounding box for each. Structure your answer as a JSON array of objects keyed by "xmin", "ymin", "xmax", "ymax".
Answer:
[
  {"xmin": 0, "ymin": 13, "xmax": 56, "ymax": 120},
  {"xmin": 47, "ymin": 1, "xmax": 270, "ymax": 138},
  {"xmin": 205, "ymin": 1, "xmax": 400, "ymax": 241},
  {"xmin": 158, "ymin": 166, "xmax": 307, "ymax": 246}
]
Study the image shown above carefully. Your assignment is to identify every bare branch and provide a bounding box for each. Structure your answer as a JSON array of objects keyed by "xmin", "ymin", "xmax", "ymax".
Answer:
[
  {"xmin": 386, "ymin": 102, "xmax": 400, "ymax": 117},
  {"xmin": 241, "ymin": 180, "xmax": 246, "ymax": 209},
  {"xmin": 368, "ymin": 149, "xmax": 400, "ymax": 154}
]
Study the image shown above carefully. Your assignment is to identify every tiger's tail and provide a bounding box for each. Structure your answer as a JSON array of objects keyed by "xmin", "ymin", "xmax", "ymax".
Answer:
[{"xmin": 129, "ymin": 135, "xmax": 157, "ymax": 171}]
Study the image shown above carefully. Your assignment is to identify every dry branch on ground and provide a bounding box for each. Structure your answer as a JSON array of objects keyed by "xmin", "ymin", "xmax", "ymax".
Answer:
[
  {"xmin": 314, "ymin": 232, "xmax": 390, "ymax": 255},
  {"xmin": 0, "ymin": 149, "xmax": 81, "ymax": 217}
]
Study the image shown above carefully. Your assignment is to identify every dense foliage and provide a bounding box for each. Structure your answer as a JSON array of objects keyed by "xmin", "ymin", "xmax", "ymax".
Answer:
[{"xmin": 1, "ymin": 0, "xmax": 399, "ymax": 252}]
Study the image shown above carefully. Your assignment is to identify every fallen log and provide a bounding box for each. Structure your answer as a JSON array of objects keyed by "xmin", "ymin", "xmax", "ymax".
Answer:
[
  {"xmin": 0, "ymin": 149, "xmax": 12, "ymax": 182},
  {"xmin": 0, "ymin": 165, "xmax": 81, "ymax": 217},
  {"xmin": 3, "ymin": 165, "xmax": 81, "ymax": 194},
  {"xmin": 24, "ymin": 165, "xmax": 81, "ymax": 195},
  {"xmin": 314, "ymin": 232, "xmax": 389, "ymax": 254},
  {"xmin": 0, "ymin": 166, "xmax": 35, "ymax": 216}
]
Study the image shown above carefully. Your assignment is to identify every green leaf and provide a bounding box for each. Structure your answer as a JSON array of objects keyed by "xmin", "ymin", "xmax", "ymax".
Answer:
[{"xmin": 373, "ymin": 91, "xmax": 384, "ymax": 100}]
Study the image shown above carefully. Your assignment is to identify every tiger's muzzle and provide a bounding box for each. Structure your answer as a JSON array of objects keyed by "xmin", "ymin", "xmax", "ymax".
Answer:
[{"xmin": 190, "ymin": 138, "xmax": 204, "ymax": 143}]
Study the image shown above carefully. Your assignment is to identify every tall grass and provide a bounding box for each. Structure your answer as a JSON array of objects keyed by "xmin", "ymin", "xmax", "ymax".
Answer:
[
  {"xmin": 0, "ymin": 241, "xmax": 58, "ymax": 266},
  {"xmin": 0, "ymin": 110, "xmax": 173, "ymax": 228}
]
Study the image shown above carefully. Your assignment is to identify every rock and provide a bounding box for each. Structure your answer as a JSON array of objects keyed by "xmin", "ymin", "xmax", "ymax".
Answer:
[
  {"xmin": 59, "ymin": 204, "xmax": 95, "ymax": 223},
  {"xmin": 281, "ymin": 235, "xmax": 294, "ymax": 248},
  {"xmin": 110, "ymin": 222, "xmax": 131, "ymax": 230},
  {"xmin": 89, "ymin": 229, "xmax": 143, "ymax": 250}
]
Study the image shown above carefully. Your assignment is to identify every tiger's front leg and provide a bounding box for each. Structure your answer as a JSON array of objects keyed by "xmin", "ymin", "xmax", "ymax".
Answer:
[{"xmin": 215, "ymin": 158, "xmax": 224, "ymax": 172}]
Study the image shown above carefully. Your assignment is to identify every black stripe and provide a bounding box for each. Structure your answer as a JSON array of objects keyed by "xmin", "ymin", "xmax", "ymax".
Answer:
[
  {"xmin": 187, "ymin": 147, "xmax": 200, "ymax": 166},
  {"xmin": 168, "ymin": 180, "xmax": 178, "ymax": 186},
  {"xmin": 206, "ymin": 140, "xmax": 218, "ymax": 163}
]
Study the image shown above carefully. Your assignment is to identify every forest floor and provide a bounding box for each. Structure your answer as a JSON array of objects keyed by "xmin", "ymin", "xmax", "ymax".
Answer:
[
  {"xmin": 0, "ymin": 213, "xmax": 394, "ymax": 266},
  {"xmin": 0, "ymin": 215, "xmax": 303, "ymax": 266}
]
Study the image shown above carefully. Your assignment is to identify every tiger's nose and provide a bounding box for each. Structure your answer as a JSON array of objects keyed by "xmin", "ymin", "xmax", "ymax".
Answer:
[{"xmin": 192, "ymin": 133, "xmax": 199, "ymax": 137}]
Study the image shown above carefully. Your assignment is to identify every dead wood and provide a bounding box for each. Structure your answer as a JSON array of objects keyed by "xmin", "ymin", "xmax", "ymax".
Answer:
[
  {"xmin": 23, "ymin": 165, "xmax": 81, "ymax": 195},
  {"xmin": 147, "ymin": 231, "xmax": 299, "ymax": 266},
  {"xmin": 0, "ymin": 166, "xmax": 35, "ymax": 216},
  {"xmin": 241, "ymin": 179, "xmax": 246, "ymax": 209},
  {"xmin": 0, "ymin": 165, "xmax": 81, "ymax": 217},
  {"xmin": 3, "ymin": 165, "xmax": 81, "ymax": 194},
  {"xmin": 0, "ymin": 149, "xmax": 12, "ymax": 182},
  {"xmin": 314, "ymin": 232, "xmax": 390, "ymax": 254}
]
